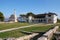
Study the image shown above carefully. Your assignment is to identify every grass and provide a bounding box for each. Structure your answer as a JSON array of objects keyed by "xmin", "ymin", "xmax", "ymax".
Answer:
[
  {"xmin": 0, "ymin": 25, "xmax": 53, "ymax": 38},
  {"xmin": 54, "ymin": 23, "xmax": 60, "ymax": 31},
  {"xmin": 0, "ymin": 29, "xmax": 26, "ymax": 38},
  {"xmin": 0, "ymin": 22, "xmax": 30, "ymax": 30},
  {"xmin": 55, "ymin": 23, "xmax": 60, "ymax": 31},
  {"xmin": 20, "ymin": 25, "xmax": 53, "ymax": 32}
]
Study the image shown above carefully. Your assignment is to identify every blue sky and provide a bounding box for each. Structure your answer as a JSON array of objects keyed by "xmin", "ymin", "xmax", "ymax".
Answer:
[{"xmin": 0, "ymin": 0, "xmax": 60, "ymax": 18}]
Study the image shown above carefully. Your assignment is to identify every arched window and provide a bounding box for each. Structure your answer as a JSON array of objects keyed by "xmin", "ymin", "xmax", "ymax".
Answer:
[{"xmin": 48, "ymin": 19, "xmax": 52, "ymax": 23}]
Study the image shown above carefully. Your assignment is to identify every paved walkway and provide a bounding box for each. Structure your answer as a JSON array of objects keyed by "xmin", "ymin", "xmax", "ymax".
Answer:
[{"xmin": 0, "ymin": 23, "xmax": 54, "ymax": 33}]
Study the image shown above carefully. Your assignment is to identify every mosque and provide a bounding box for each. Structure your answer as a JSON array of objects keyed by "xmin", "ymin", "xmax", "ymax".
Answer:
[{"xmin": 9, "ymin": 9, "xmax": 18, "ymax": 22}]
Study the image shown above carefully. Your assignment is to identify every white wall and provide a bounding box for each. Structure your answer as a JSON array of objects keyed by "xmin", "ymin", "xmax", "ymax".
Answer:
[
  {"xmin": 45, "ymin": 15, "xmax": 57, "ymax": 24},
  {"xmin": 28, "ymin": 16, "xmax": 32, "ymax": 23},
  {"xmin": 52, "ymin": 15, "xmax": 57, "ymax": 23},
  {"xmin": 45, "ymin": 15, "xmax": 48, "ymax": 23}
]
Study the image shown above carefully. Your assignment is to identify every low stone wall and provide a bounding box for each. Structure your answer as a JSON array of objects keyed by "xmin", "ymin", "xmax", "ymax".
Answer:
[
  {"xmin": 37, "ymin": 26, "xmax": 59, "ymax": 40},
  {"xmin": 0, "ymin": 33, "xmax": 38, "ymax": 40},
  {"xmin": 16, "ymin": 33, "xmax": 38, "ymax": 40},
  {"xmin": 0, "ymin": 38, "xmax": 16, "ymax": 40}
]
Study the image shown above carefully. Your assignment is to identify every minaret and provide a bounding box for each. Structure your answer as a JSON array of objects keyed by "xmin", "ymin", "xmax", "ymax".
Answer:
[{"xmin": 14, "ymin": 9, "xmax": 17, "ymax": 22}]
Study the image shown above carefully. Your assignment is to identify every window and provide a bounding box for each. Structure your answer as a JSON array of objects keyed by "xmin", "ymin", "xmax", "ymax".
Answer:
[
  {"xmin": 41, "ymin": 20, "xmax": 42, "ymax": 22},
  {"xmin": 48, "ymin": 15, "xmax": 51, "ymax": 17},
  {"xmin": 44, "ymin": 19, "xmax": 46, "ymax": 21}
]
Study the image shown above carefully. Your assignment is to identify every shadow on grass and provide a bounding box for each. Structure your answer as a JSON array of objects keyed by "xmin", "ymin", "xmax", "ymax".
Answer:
[
  {"xmin": 30, "ymin": 32, "xmax": 45, "ymax": 40},
  {"xmin": 20, "ymin": 30, "xmax": 33, "ymax": 35},
  {"xmin": 20, "ymin": 30, "xmax": 45, "ymax": 40},
  {"xmin": 20, "ymin": 27, "xmax": 55, "ymax": 40}
]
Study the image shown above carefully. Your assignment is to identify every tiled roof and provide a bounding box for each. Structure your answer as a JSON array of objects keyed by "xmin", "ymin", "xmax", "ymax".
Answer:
[
  {"xmin": 20, "ymin": 12, "xmax": 57, "ymax": 18},
  {"xmin": 33, "ymin": 13, "xmax": 57, "ymax": 18}
]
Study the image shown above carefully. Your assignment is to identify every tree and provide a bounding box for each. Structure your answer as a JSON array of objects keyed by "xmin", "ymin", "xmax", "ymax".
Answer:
[
  {"xmin": 57, "ymin": 18, "xmax": 60, "ymax": 23},
  {"xmin": 0, "ymin": 12, "xmax": 4, "ymax": 21},
  {"xmin": 20, "ymin": 14, "xmax": 26, "ymax": 17},
  {"xmin": 26, "ymin": 12, "xmax": 34, "ymax": 17}
]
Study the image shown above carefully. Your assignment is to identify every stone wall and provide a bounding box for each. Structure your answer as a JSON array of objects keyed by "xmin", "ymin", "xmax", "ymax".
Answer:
[
  {"xmin": 37, "ymin": 26, "xmax": 59, "ymax": 40},
  {"xmin": 16, "ymin": 33, "xmax": 38, "ymax": 40}
]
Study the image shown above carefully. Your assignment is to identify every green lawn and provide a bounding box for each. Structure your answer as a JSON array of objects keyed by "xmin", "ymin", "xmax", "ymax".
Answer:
[
  {"xmin": 0, "ymin": 25, "xmax": 53, "ymax": 38},
  {"xmin": 0, "ymin": 22, "xmax": 30, "ymax": 30},
  {"xmin": 50, "ymin": 23, "xmax": 60, "ymax": 31},
  {"xmin": 0, "ymin": 29, "xmax": 26, "ymax": 38},
  {"xmin": 20, "ymin": 25, "xmax": 53, "ymax": 32},
  {"xmin": 58, "ymin": 24, "xmax": 60, "ymax": 31}
]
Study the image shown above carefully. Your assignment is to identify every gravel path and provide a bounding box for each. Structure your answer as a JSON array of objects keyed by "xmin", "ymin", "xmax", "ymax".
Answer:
[{"xmin": 0, "ymin": 24, "xmax": 40, "ymax": 33}]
